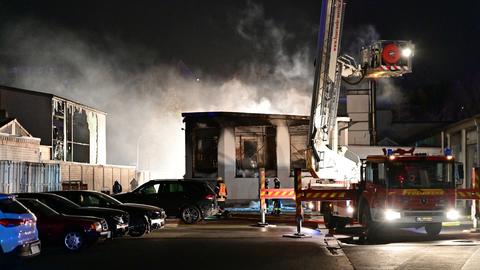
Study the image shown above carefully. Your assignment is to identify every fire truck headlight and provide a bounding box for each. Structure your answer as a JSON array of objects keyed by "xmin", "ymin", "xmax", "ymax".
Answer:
[
  {"xmin": 401, "ymin": 47, "xmax": 412, "ymax": 57},
  {"xmin": 384, "ymin": 209, "xmax": 401, "ymax": 221},
  {"xmin": 307, "ymin": 202, "xmax": 315, "ymax": 210},
  {"xmin": 446, "ymin": 209, "xmax": 460, "ymax": 220}
]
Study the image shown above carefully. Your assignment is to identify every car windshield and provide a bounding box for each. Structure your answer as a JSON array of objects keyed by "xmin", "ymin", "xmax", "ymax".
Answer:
[
  {"xmin": 18, "ymin": 199, "xmax": 59, "ymax": 217},
  {"xmin": 94, "ymin": 192, "xmax": 122, "ymax": 205},
  {"xmin": 387, "ymin": 161, "xmax": 454, "ymax": 189},
  {"xmin": 50, "ymin": 194, "xmax": 82, "ymax": 209}
]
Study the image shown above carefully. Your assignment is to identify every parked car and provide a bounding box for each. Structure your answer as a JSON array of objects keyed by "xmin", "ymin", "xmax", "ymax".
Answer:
[
  {"xmin": 51, "ymin": 190, "xmax": 166, "ymax": 237},
  {"xmin": 14, "ymin": 193, "xmax": 129, "ymax": 237},
  {"xmin": 0, "ymin": 194, "xmax": 41, "ymax": 257},
  {"xmin": 113, "ymin": 179, "xmax": 218, "ymax": 224},
  {"xmin": 17, "ymin": 198, "xmax": 110, "ymax": 251}
]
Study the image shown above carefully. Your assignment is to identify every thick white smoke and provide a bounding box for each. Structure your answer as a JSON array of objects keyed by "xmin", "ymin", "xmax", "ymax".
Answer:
[
  {"xmin": 1, "ymin": 4, "xmax": 402, "ymax": 179},
  {"xmin": 1, "ymin": 5, "xmax": 313, "ymax": 178}
]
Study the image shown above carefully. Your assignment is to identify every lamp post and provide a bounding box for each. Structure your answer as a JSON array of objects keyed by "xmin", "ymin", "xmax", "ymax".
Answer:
[{"xmin": 136, "ymin": 133, "xmax": 146, "ymax": 170}]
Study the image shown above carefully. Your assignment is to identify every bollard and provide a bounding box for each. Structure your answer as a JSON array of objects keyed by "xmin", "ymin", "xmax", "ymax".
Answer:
[
  {"xmin": 252, "ymin": 168, "xmax": 271, "ymax": 227},
  {"xmin": 283, "ymin": 168, "xmax": 311, "ymax": 238},
  {"xmin": 471, "ymin": 167, "xmax": 480, "ymax": 233}
]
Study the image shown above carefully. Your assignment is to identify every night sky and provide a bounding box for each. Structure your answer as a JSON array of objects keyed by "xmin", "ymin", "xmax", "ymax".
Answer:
[{"xmin": 2, "ymin": 0, "xmax": 479, "ymax": 84}]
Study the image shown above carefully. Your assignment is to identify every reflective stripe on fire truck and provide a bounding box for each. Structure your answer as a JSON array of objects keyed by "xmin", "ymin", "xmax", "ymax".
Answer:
[
  {"xmin": 402, "ymin": 189, "xmax": 445, "ymax": 196},
  {"xmin": 456, "ymin": 190, "xmax": 480, "ymax": 200},
  {"xmin": 381, "ymin": 65, "xmax": 408, "ymax": 71}
]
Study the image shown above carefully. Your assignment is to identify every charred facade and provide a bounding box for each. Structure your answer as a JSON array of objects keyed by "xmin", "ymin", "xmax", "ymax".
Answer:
[{"xmin": 0, "ymin": 85, "xmax": 106, "ymax": 164}]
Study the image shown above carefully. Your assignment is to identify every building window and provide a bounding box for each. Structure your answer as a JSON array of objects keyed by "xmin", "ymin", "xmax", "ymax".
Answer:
[
  {"xmin": 52, "ymin": 100, "xmax": 65, "ymax": 161},
  {"xmin": 193, "ymin": 128, "xmax": 219, "ymax": 177},
  {"xmin": 235, "ymin": 126, "xmax": 276, "ymax": 178},
  {"xmin": 52, "ymin": 99, "xmax": 90, "ymax": 163},
  {"xmin": 289, "ymin": 125, "xmax": 308, "ymax": 170}
]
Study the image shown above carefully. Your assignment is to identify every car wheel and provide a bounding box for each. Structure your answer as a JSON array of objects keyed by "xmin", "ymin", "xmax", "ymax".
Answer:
[
  {"xmin": 181, "ymin": 205, "xmax": 201, "ymax": 224},
  {"xmin": 129, "ymin": 215, "xmax": 150, "ymax": 237},
  {"xmin": 64, "ymin": 231, "xmax": 84, "ymax": 251},
  {"xmin": 425, "ymin": 223, "xmax": 442, "ymax": 237}
]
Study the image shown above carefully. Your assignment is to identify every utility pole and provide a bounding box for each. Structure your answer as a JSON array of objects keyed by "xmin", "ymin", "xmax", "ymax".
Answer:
[{"xmin": 369, "ymin": 80, "xmax": 377, "ymax": 146}]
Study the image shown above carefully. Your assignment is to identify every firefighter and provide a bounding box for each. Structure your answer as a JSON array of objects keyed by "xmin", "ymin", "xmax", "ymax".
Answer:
[
  {"xmin": 112, "ymin": 180, "xmax": 122, "ymax": 194},
  {"xmin": 215, "ymin": 176, "xmax": 229, "ymax": 217},
  {"xmin": 265, "ymin": 177, "xmax": 270, "ymax": 211},
  {"xmin": 272, "ymin": 177, "xmax": 282, "ymax": 215}
]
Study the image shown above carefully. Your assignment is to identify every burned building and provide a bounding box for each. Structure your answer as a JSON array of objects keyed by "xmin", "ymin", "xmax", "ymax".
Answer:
[
  {"xmin": 183, "ymin": 112, "xmax": 323, "ymax": 202},
  {"xmin": 0, "ymin": 85, "xmax": 106, "ymax": 164}
]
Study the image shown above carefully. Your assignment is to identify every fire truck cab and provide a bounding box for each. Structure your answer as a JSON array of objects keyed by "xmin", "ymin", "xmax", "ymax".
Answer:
[{"xmin": 324, "ymin": 148, "xmax": 464, "ymax": 238}]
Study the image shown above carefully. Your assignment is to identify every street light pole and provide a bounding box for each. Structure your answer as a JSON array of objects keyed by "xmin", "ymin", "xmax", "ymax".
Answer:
[{"xmin": 136, "ymin": 133, "xmax": 145, "ymax": 170}]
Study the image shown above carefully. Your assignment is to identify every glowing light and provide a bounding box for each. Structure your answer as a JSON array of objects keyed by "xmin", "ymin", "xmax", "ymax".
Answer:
[
  {"xmin": 307, "ymin": 202, "xmax": 314, "ymax": 210},
  {"xmin": 347, "ymin": 206, "xmax": 354, "ymax": 214},
  {"xmin": 446, "ymin": 209, "xmax": 459, "ymax": 220},
  {"xmin": 402, "ymin": 48, "xmax": 412, "ymax": 57},
  {"xmin": 384, "ymin": 209, "xmax": 401, "ymax": 221}
]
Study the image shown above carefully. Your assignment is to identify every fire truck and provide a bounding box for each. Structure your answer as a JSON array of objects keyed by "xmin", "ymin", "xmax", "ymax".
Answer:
[
  {"xmin": 319, "ymin": 148, "xmax": 465, "ymax": 239},
  {"xmin": 293, "ymin": 0, "xmax": 480, "ymax": 239}
]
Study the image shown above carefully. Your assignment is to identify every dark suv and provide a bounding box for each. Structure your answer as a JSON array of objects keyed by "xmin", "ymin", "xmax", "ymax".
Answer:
[{"xmin": 113, "ymin": 180, "xmax": 218, "ymax": 224}]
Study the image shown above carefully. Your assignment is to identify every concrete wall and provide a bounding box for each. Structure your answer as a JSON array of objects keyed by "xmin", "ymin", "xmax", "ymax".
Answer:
[
  {"xmin": 59, "ymin": 162, "xmax": 144, "ymax": 193},
  {"xmin": 273, "ymin": 120, "xmax": 292, "ymax": 189},
  {"xmin": 347, "ymin": 93, "xmax": 370, "ymax": 145},
  {"xmin": 0, "ymin": 135, "xmax": 41, "ymax": 162},
  {"xmin": 218, "ymin": 127, "xmax": 238, "ymax": 198}
]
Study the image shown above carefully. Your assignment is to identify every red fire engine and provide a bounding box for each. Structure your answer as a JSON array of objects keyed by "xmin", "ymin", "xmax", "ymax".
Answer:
[{"xmin": 316, "ymin": 148, "xmax": 472, "ymax": 239}]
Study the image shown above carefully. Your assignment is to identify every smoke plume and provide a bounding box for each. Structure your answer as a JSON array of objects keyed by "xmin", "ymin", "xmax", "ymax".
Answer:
[{"xmin": 0, "ymin": 4, "xmax": 313, "ymax": 178}]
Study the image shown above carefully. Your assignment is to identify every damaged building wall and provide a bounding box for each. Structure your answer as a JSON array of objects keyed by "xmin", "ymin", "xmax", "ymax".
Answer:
[
  {"xmin": 52, "ymin": 98, "xmax": 106, "ymax": 164},
  {"xmin": 0, "ymin": 86, "xmax": 106, "ymax": 165},
  {"xmin": 183, "ymin": 112, "xmax": 310, "ymax": 202}
]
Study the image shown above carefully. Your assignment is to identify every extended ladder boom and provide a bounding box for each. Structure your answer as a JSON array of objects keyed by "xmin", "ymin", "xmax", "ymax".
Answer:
[{"xmin": 307, "ymin": 0, "xmax": 346, "ymax": 176}]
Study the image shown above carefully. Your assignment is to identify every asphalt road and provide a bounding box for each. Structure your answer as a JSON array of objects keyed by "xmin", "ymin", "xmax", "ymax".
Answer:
[
  {"xmin": 11, "ymin": 218, "xmax": 352, "ymax": 270},
  {"xmin": 336, "ymin": 224, "xmax": 480, "ymax": 270},
  {"xmin": 4, "ymin": 218, "xmax": 480, "ymax": 270}
]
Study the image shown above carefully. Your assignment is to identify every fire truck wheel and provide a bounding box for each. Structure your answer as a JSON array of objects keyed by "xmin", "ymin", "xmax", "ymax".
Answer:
[
  {"xmin": 361, "ymin": 207, "xmax": 378, "ymax": 241},
  {"xmin": 324, "ymin": 212, "xmax": 336, "ymax": 230},
  {"xmin": 425, "ymin": 223, "xmax": 442, "ymax": 237}
]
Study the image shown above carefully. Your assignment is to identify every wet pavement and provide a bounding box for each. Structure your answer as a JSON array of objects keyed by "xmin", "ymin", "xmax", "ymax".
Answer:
[{"xmin": 4, "ymin": 214, "xmax": 480, "ymax": 270}]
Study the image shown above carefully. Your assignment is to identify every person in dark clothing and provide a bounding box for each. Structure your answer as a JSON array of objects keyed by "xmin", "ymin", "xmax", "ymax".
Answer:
[
  {"xmin": 272, "ymin": 177, "xmax": 282, "ymax": 215},
  {"xmin": 113, "ymin": 180, "xmax": 122, "ymax": 194}
]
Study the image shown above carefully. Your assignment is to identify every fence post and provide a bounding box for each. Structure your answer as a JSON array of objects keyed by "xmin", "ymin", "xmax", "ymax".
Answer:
[{"xmin": 283, "ymin": 168, "xmax": 311, "ymax": 238}]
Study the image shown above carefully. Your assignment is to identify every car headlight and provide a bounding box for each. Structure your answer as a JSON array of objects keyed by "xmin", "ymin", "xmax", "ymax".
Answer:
[
  {"xmin": 94, "ymin": 222, "xmax": 102, "ymax": 232},
  {"xmin": 446, "ymin": 209, "xmax": 460, "ymax": 220},
  {"xmin": 384, "ymin": 209, "xmax": 401, "ymax": 221}
]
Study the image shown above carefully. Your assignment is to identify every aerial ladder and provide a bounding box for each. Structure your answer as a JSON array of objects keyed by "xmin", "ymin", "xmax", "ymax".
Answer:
[{"xmin": 306, "ymin": 0, "xmax": 413, "ymax": 183}]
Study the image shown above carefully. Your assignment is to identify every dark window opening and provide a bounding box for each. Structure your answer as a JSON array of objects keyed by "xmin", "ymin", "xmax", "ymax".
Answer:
[
  {"xmin": 193, "ymin": 128, "xmax": 219, "ymax": 177},
  {"xmin": 235, "ymin": 126, "xmax": 277, "ymax": 178},
  {"xmin": 289, "ymin": 125, "xmax": 308, "ymax": 171}
]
